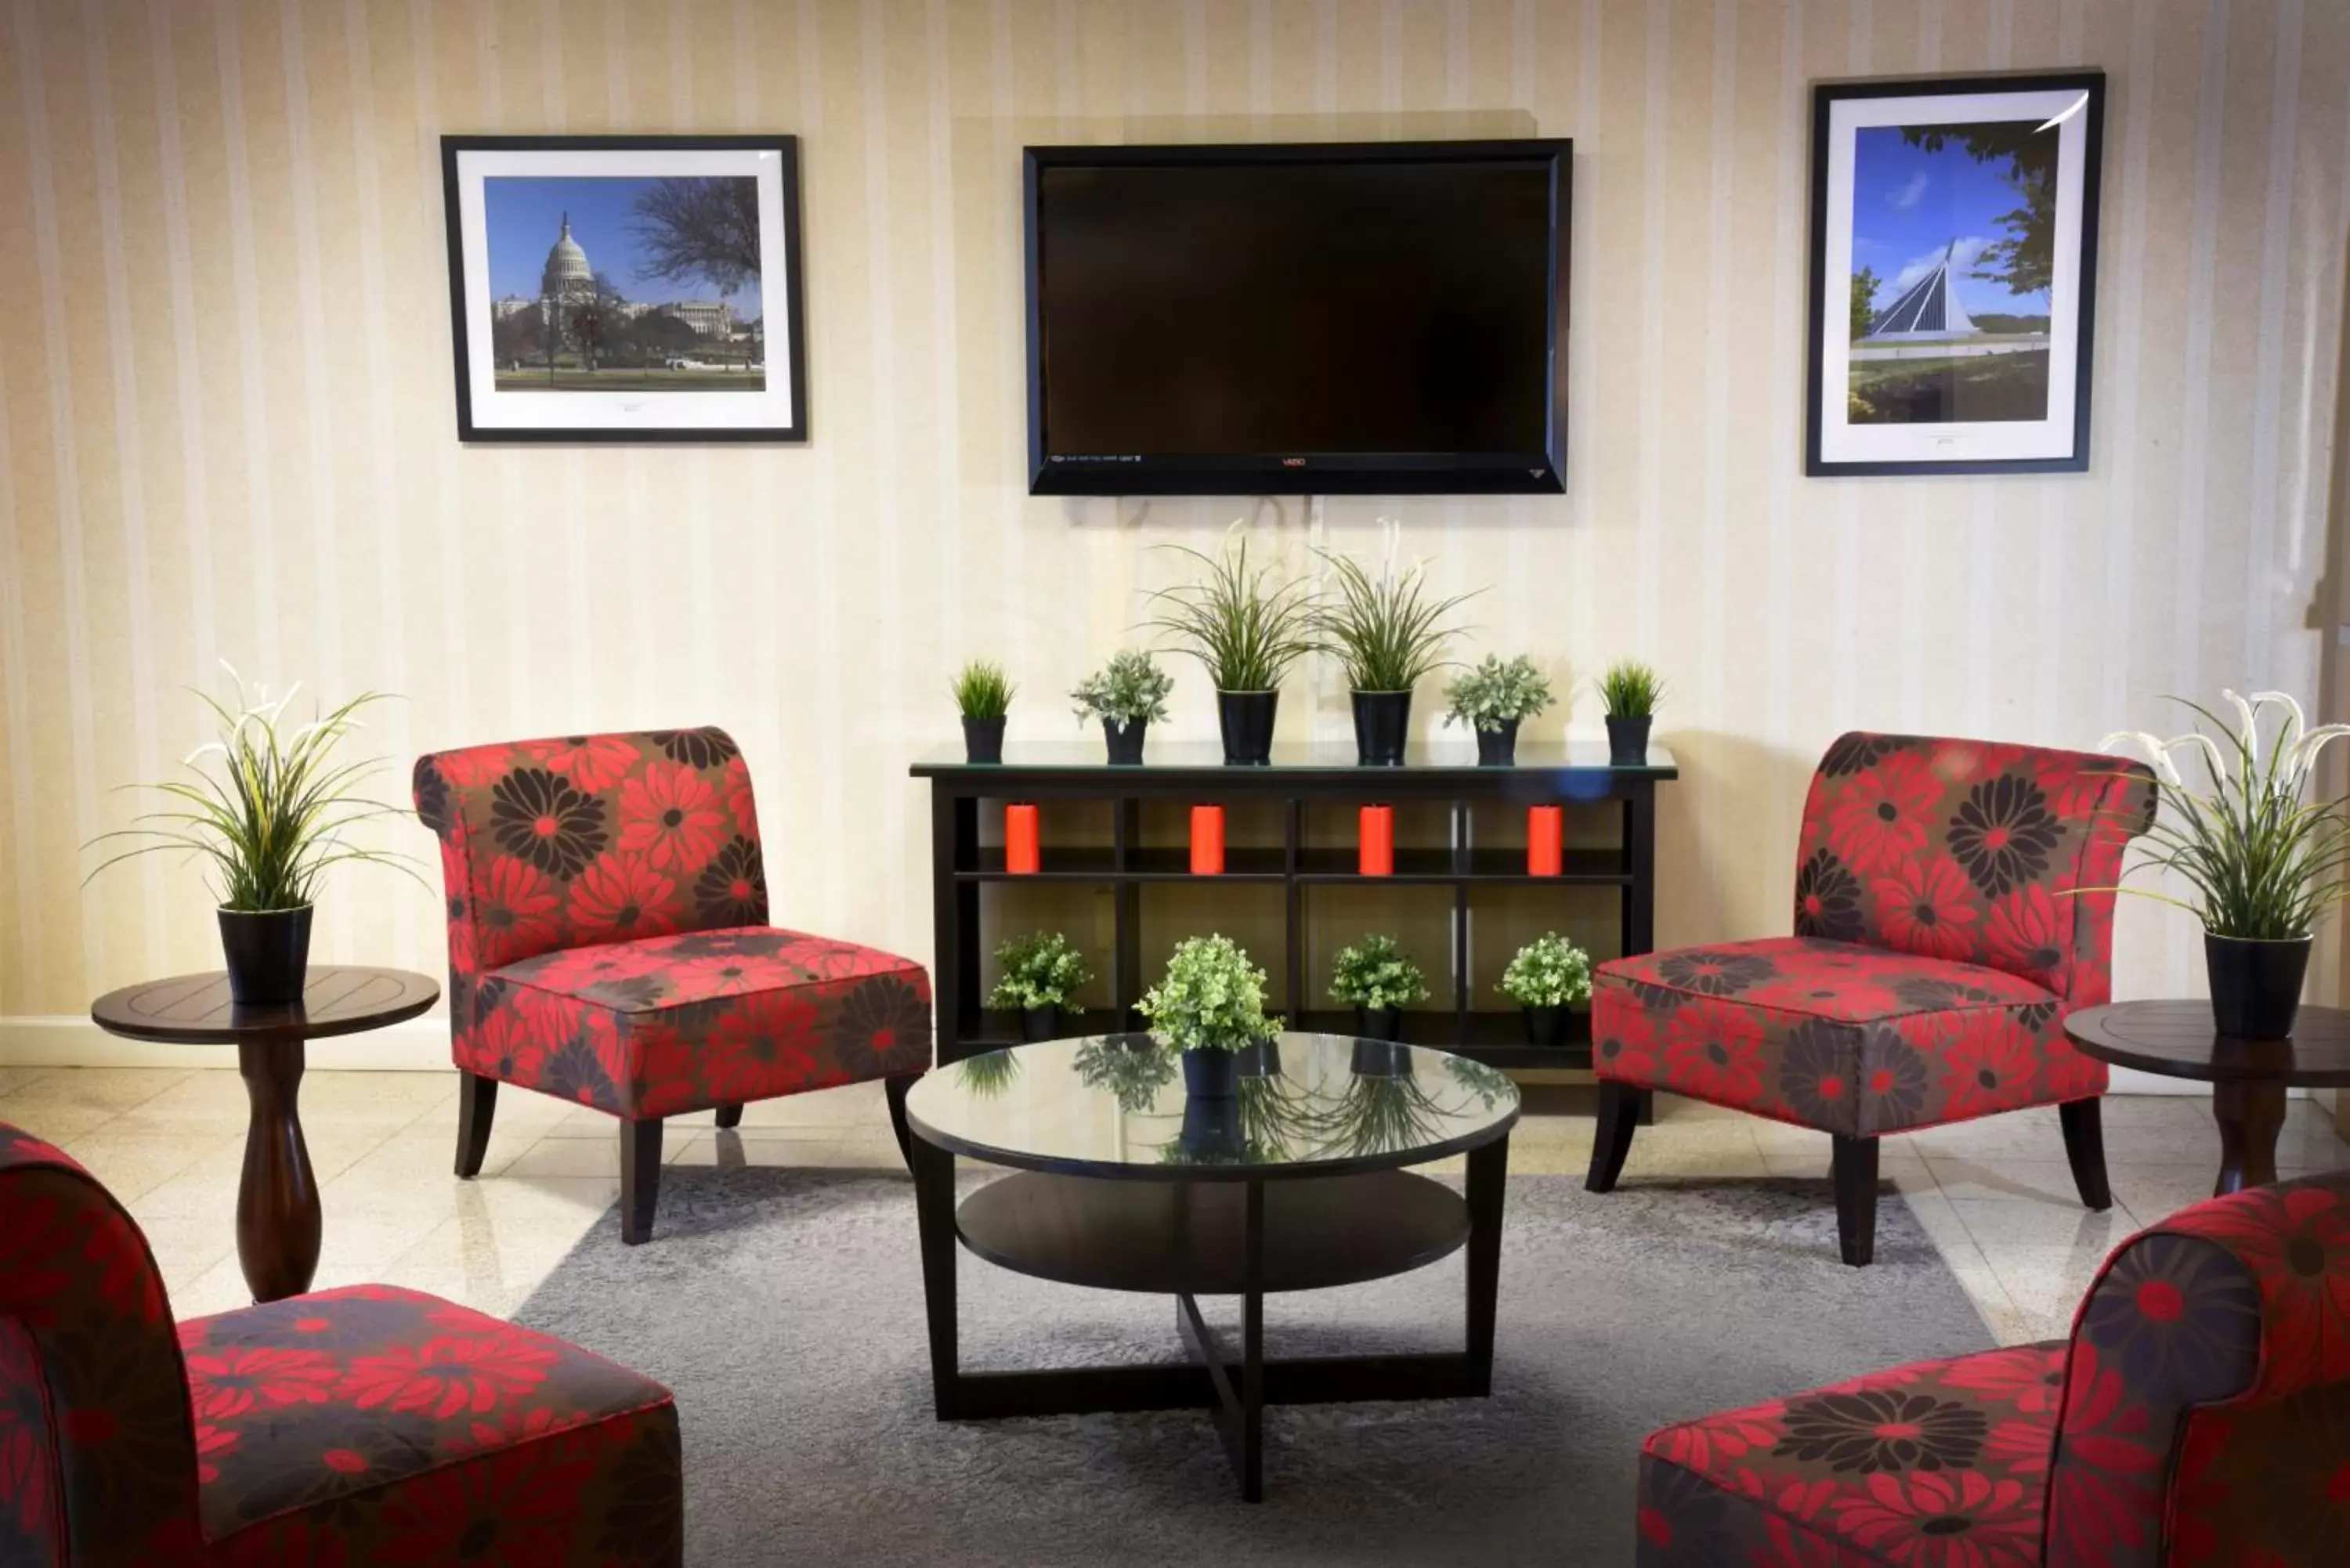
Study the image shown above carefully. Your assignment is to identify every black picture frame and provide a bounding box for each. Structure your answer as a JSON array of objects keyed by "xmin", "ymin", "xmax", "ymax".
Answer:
[
  {"xmin": 440, "ymin": 134, "xmax": 810, "ymax": 444},
  {"xmin": 1022, "ymin": 139, "xmax": 1572, "ymax": 497},
  {"xmin": 1805, "ymin": 72, "xmax": 2103, "ymax": 477}
]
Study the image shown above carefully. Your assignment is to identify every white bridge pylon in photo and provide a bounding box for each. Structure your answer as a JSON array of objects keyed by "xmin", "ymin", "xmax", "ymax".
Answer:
[{"xmin": 1864, "ymin": 240, "xmax": 1979, "ymax": 340}]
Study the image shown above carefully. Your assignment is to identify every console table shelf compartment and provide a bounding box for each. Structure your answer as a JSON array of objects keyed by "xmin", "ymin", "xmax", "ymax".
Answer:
[{"xmin": 912, "ymin": 741, "xmax": 1677, "ymax": 1071}]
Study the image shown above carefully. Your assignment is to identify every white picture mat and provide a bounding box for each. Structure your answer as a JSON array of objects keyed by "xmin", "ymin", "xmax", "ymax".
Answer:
[
  {"xmin": 454, "ymin": 146, "xmax": 794, "ymax": 432},
  {"xmin": 1817, "ymin": 87, "xmax": 2089, "ymax": 466}
]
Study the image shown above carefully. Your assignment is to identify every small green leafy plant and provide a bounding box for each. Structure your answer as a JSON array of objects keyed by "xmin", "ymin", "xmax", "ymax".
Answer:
[
  {"xmin": 87, "ymin": 665, "xmax": 418, "ymax": 912},
  {"xmin": 1444, "ymin": 654, "xmax": 1555, "ymax": 733},
  {"xmin": 986, "ymin": 930, "xmax": 1091, "ymax": 1010},
  {"xmin": 953, "ymin": 660, "xmax": 1015, "ymax": 720},
  {"xmin": 1328, "ymin": 934, "xmax": 1431, "ymax": 1010},
  {"xmin": 1498, "ymin": 933, "xmax": 1593, "ymax": 1008},
  {"xmin": 954, "ymin": 1049, "xmax": 1022, "ymax": 1098},
  {"xmin": 1598, "ymin": 659, "xmax": 1665, "ymax": 719},
  {"xmin": 2102, "ymin": 690, "xmax": 2350, "ymax": 940},
  {"xmin": 1069, "ymin": 649, "xmax": 1174, "ymax": 728},
  {"xmin": 1073, "ymin": 1037, "xmax": 1177, "ymax": 1112},
  {"xmin": 1145, "ymin": 527, "xmax": 1323, "ymax": 692},
  {"xmin": 1314, "ymin": 537, "xmax": 1478, "ymax": 693},
  {"xmin": 1138, "ymin": 934, "xmax": 1282, "ymax": 1052}
]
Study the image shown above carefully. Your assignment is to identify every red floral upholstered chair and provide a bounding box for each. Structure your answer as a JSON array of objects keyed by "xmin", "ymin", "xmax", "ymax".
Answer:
[
  {"xmin": 1632, "ymin": 1171, "xmax": 2350, "ymax": 1566},
  {"xmin": 1586, "ymin": 733, "xmax": 2157, "ymax": 1265},
  {"xmin": 413, "ymin": 728, "xmax": 932, "ymax": 1243},
  {"xmin": 0, "ymin": 1121, "xmax": 682, "ymax": 1565}
]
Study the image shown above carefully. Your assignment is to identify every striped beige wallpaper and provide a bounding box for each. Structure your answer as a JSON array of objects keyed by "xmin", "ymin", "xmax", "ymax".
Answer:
[{"xmin": 1, "ymin": 0, "xmax": 2345, "ymax": 1034}]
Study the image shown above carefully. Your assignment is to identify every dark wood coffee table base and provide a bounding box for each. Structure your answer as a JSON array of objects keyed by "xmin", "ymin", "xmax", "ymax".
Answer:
[{"xmin": 909, "ymin": 1136, "xmax": 1509, "ymax": 1502}]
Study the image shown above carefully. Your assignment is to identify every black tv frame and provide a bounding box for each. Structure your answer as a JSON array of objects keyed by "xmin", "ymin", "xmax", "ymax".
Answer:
[{"xmin": 1023, "ymin": 139, "xmax": 1573, "ymax": 497}]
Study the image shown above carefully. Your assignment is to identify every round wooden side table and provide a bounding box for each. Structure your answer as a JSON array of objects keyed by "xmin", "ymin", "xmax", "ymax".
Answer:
[
  {"xmin": 2063, "ymin": 1000, "xmax": 2350, "ymax": 1198},
  {"xmin": 89, "ymin": 966, "xmax": 439, "ymax": 1302}
]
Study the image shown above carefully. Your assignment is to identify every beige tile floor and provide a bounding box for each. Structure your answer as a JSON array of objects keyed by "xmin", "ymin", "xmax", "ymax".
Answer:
[{"xmin": 2, "ymin": 1067, "xmax": 2343, "ymax": 1346}]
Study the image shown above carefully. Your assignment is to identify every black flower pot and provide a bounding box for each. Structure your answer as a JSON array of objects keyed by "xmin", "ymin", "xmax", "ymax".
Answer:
[
  {"xmin": 1020, "ymin": 1005, "xmax": 1062, "ymax": 1043},
  {"xmin": 1354, "ymin": 1005, "xmax": 1402, "ymax": 1042},
  {"xmin": 1241, "ymin": 1039, "xmax": 1283, "ymax": 1078},
  {"xmin": 1605, "ymin": 714, "xmax": 1652, "ymax": 767},
  {"xmin": 1217, "ymin": 691, "xmax": 1278, "ymax": 766},
  {"xmin": 1182, "ymin": 1046, "xmax": 1242, "ymax": 1098},
  {"xmin": 1177, "ymin": 1094, "xmax": 1246, "ymax": 1160},
  {"xmin": 1350, "ymin": 691, "xmax": 1412, "ymax": 766},
  {"xmin": 219, "ymin": 905, "xmax": 314, "ymax": 1006},
  {"xmin": 1102, "ymin": 717, "xmax": 1148, "ymax": 765},
  {"xmin": 2205, "ymin": 932, "xmax": 2311, "ymax": 1039},
  {"xmin": 962, "ymin": 715, "xmax": 1006, "ymax": 764},
  {"xmin": 1350, "ymin": 1038, "xmax": 1411, "ymax": 1076},
  {"xmin": 1475, "ymin": 720, "xmax": 1520, "ymax": 767},
  {"xmin": 1522, "ymin": 1004, "xmax": 1567, "ymax": 1049}
]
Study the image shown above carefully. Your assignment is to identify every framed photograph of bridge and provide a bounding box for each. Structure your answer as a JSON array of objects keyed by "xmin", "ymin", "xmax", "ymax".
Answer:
[
  {"xmin": 1805, "ymin": 73, "xmax": 2103, "ymax": 476},
  {"xmin": 441, "ymin": 135, "xmax": 808, "ymax": 443}
]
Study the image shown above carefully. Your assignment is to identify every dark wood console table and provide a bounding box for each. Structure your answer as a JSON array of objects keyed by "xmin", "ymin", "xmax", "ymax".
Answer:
[{"xmin": 909, "ymin": 739, "xmax": 1677, "ymax": 1069}]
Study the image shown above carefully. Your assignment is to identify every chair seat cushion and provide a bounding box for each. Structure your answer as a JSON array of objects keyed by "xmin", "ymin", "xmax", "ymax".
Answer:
[
  {"xmin": 185, "ymin": 1284, "xmax": 679, "ymax": 1565},
  {"xmin": 1593, "ymin": 937, "xmax": 2097, "ymax": 1136},
  {"xmin": 1636, "ymin": 1342, "xmax": 2065, "ymax": 1568},
  {"xmin": 470, "ymin": 926, "xmax": 932, "ymax": 1118}
]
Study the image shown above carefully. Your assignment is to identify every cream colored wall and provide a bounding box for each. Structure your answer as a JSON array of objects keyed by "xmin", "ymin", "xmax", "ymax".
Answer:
[{"xmin": 2, "ymin": 0, "xmax": 2346, "ymax": 1029}]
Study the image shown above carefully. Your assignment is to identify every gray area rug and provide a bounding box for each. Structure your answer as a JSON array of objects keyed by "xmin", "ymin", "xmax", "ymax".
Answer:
[{"xmin": 518, "ymin": 1168, "xmax": 1992, "ymax": 1567}]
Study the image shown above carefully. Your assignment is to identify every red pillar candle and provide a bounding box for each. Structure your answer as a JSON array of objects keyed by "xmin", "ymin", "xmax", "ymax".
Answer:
[
  {"xmin": 1190, "ymin": 805, "xmax": 1225, "ymax": 875},
  {"xmin": 1528, "ymin": 805, "xmax": 1564, "ymax": 876},
  {"xmin": 1005, "ymin": 803, "xmax": 1040, "ymax": 875},
  {"xmin": 1359, "ymin": 804, "xmax": 1394, "ymax": 876}
]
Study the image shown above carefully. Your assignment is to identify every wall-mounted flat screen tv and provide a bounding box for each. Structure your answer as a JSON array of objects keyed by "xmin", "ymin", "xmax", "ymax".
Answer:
[{"xmin": 1024, "ymin": 139, "xmax": 1571, "ymax": 497}]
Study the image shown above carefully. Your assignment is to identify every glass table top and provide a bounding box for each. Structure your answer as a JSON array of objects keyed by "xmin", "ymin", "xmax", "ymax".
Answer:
[{"xmin": 903, "ymin": 1032, "xmax": 1520, "ymax": 1180}]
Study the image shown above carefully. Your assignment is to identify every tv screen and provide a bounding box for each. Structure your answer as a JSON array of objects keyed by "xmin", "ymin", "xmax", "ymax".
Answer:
[{"xmin": 1025, "ymin": 140, "xmax": 1571, "ymax": 496}]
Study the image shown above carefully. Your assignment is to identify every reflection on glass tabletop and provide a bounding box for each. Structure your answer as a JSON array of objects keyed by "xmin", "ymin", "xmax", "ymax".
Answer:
[{"xmin": 903, "ymin": 1033, "xmax": 1520, "ymax": 1180}]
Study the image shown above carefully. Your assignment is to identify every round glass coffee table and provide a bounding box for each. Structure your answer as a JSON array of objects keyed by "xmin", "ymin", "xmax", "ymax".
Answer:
[{"xmin": 902, "ymin": 1032, "xmax": 1520, "ymax": 1501}]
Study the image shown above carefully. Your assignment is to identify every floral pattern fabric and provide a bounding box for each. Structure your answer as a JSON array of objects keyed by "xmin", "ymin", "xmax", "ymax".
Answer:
[
  {"xmin": 473, "ymin": 927, "xmax": 934, "ymax": 1119},
  {"xmin": 1636, "ymin": 1173, "xmax": 2350, "ymax": 1567},
  {"xmin": 1594, "ymin": 936, "xmax": 2078, "ymax": 1136},
  {"xmin": 0, "ymin": 1122, "xmax": 682, "ymax": 1567},
  {"xmin": 416, "ymin": 729, "xmax": 933, "ymax": 1120},
  {"xmin": 1595, "ymin": 735, "xmax": 2153, "ymax": 1135},
  {"xmin": 187, "ymin": 1286, "xmax": 682, "ymax": 1566}
]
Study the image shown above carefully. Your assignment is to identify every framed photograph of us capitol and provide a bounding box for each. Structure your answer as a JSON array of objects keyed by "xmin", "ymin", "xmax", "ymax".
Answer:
[
  {"xmin": 1806, "ymin": 73, "xmax": 2103, "ymax": 476},
  {"xmin": 441, "ymin": 135, "xmax": 808, "ymax": 442}
]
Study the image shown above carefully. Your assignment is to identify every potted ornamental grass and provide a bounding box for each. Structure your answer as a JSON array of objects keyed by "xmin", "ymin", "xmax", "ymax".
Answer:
[
  {"xmin": 1137, "ymin": 934, "xmax": 1282, "ymax": 1098},
  {"xmin": 954, "ymin": 1049, "xmax": 1023, "ymax": 1098},
  {"xmin": 1444, "ymin": 653, "xmax": 1555, "ymax": 766},
  {"xmin": 1146, "ymin": 527, "xmax": 1321, "ymax": 766},
  {"xmin": 1599, "ymin": 659, "xmax": 1665, "ymax": 766},
  {"xmin": 954, "ymin": 659, "xmax": 1015, "ymax": 764},
  {"xmin": 987, "ymin": 930, "xmax": 1092, "ymax": 1041},
  {"xmin": 1328, "ymin": 934, "xmax": 1430, "ymax": 1043},
  {"xmin": 1499, "ymin": 931, "xmax": 1592, "ymax": 1049},
  {"xmin": 1316, "ymin": 530, "xmax": 1478, "ymax": 766},
  {"xmin": 1071, "ymin": 649, "xmax": 1173, "ymax": 765},
  {"xmin": 2104, "ymin": 690, "xmax": 2350, "ymax": 1039},
  {"xmin": 86, "ymin": 666, "xmax": 417, "ymax": 1005}
]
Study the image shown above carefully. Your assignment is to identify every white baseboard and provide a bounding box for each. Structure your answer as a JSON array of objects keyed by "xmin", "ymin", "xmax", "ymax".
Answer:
[{"xmin": 1, "ymin": 1014, "xmax": 454, "ymax": 1071}]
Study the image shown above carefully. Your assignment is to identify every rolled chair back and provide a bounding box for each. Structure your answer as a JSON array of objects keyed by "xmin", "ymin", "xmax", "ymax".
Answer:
[
  {"xmin": 2042, "ymin": 1170, "xmax": 2350, "ymax": 1566},
  {"xmin": 1790, "ymin": 732, "xmax": 2155, "ymax": 1004},
  {"xmin": 0, "ymin": 1123, "xmax": 201, "ymax": 1565},
  {"xmin": 412, "ymin": 728, "xmax": 766, "ymax": 1010}
]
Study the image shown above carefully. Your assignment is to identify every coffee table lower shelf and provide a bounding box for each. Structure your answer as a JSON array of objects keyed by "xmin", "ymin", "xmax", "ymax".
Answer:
[{"xmin": 909, "ymin": 1138, "xmax": 1510, "ymax": 1502}]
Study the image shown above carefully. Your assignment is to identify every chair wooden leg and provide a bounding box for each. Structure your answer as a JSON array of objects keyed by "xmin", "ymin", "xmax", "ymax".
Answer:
[
  {"xmin": 2059, "ymin": 1098, "xmax": 2113, "ymax": 1212},
  {"xmin": 620, "ymin": 1119, "xmax": 663, "ymax": 1245},
  {"xmin": 1832, "ymin": 1134, "xmax": 1879, "ymax": 1267},
  {"xmin": 454, "ymin": 1073, "xmax": 497, "ymax": 1179},
  {"xmin": 714, "ymin": 1103, "xmax": 743, "ymax": 1129},
  {"xmin": 1585, "ymin": 1082, "xmax": 1645, "ymax": 1193},
  {"xmin": 884, "ymin": 1073, "xmax": 917, "ymax": 1173}
]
